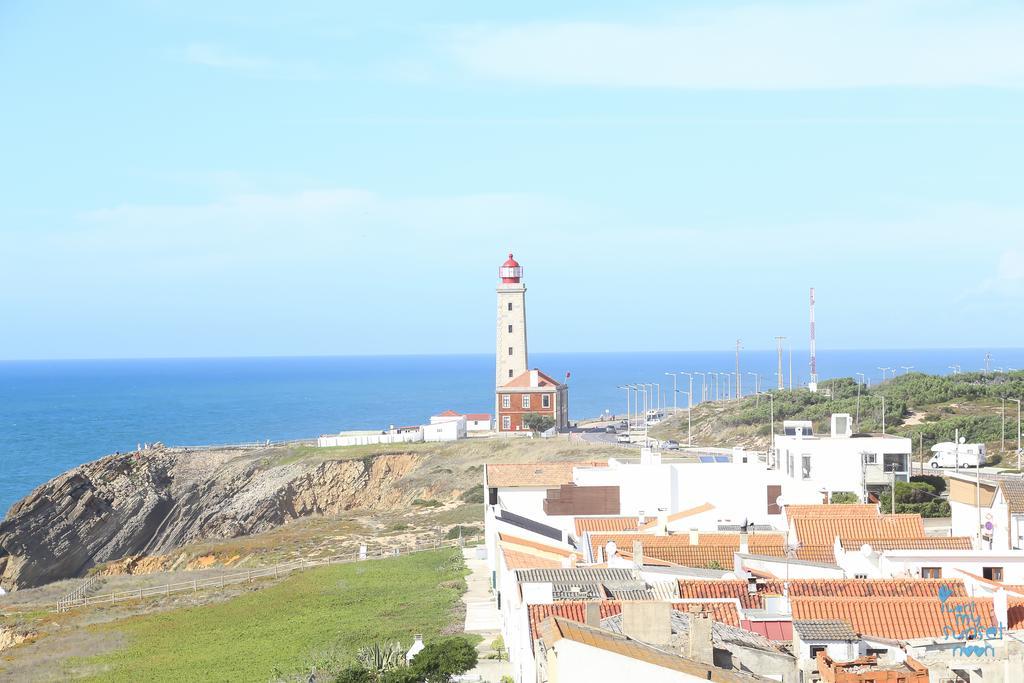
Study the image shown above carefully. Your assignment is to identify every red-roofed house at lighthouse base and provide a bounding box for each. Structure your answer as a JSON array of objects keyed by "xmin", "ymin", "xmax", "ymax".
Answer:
[{"xmin": 494, "ymin": 253, "xmax": 569, "ymax": 433}]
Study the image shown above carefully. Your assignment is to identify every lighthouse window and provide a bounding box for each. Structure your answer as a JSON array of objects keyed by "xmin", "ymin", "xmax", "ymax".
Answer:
[
  {"xmin": 508, "ymin": 324, "xmax": 513, "ymax": 333},
  {"xmin": 507, "ymin": 302, "xmax": 512, "ymax": 311},
  {"xmin": 508, "ymin": 347, "xmax": 513, "ymax": 356},
  {"xmin": 501, "ymin": 395, "xmax": 511, "ymax": 409},
  {"xmin": 522, "ymin": 395, "xmax": 530, "ymax": 409},
  {"xmin": 542, "ymin": 394, "xmax": 551, "ymax": 408}
]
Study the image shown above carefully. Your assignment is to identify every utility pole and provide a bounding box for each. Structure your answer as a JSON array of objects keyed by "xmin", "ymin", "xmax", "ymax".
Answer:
[
  {"xmin": 1002, "ymin": 397, "xmax": 1006, "ymax": 453},
  {"xmin": 880, "ymin": 395, "xmax": 887, "ymax": 435},
  {"xmin": 788, "ymin": 342, "xmax": 793, "ymax": 391},
  {"xmin": 736, "ymin": 339, "xmax": 743, "ymax": 399},
  {"xmin": 776, "ymin": 337, "xmax": 785, "ymax": 390},
  {"xmin": 681, "ymin": 372, "xmax": 694, "ymax": 410},
  {"xmin": 985, "ymin": 352, "xmax": 993, "ymax": 374},
  {"xmin": 855, "ymin": 373, "xmax": 866, "ymax": 432},
  {"xmin": 1012, "ymin": 398, "xmax": 1023, "ymax": 471}
]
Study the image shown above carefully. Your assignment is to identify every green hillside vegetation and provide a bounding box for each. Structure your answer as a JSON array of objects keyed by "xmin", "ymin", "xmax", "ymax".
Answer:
[
  {"xmin": 652, "ymin": 371, "xmax": 1024, "ymax": 467},
  {"xmin": 70, "ymin": 548, "xmax": 470, "ymax": 682}
]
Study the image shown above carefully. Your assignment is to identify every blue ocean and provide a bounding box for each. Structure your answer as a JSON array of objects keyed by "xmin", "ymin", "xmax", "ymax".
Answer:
[{"xmin": 2, "ymin": 349, "xmax": 1022, "ymax": 515}]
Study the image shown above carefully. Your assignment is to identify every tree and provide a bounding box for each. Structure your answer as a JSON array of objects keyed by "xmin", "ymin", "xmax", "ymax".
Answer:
[
  {"xmin": 407, "ymin": 637, "xmax": 478, "ymax": 683},
  {"xmin": 521, "ymin": 412, "xmax": 555, "ymax": 433}
]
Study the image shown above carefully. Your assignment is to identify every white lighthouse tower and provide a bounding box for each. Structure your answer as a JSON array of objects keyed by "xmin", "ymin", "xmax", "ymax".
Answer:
[
  {"xmin": 496, "ymin": 253, "xmax": 528, "ymax": 387},
  {"xmin": 493, "ymin": 253, "xmax": 570, "ymax": 433}
]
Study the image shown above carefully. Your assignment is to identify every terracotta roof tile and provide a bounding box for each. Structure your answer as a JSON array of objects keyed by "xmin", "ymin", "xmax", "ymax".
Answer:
[
  {"xmin": 485, "ymin": 461, "xmax": 607, "ymax": 488},
  {"xmin": 499, "ymin": 532, "xmax": 576, "ymax": 558},
  {"xmin": 435, "ymin": 409, "xmax": 461, "ymax": 417},
  {"xmin": 791, "ymin": 596, "xmax": 996, "ymax": 640},
  {"xmin": 792, "ymin": 514, "xmax": 925, "ymax": 547},
  {"xmin": 575, "ymin": 516, "xmax": 649, "ymax": 535},
  {"xmin": 501, "ymin": 547, "xmax": 563, "ymax": 570},
  {"xmin": 785, "ymin": 504, "xmax": 879, "ymax": 519},
  {"xmin": 676, "ymin": 579, "xmax": 966, "ymax": 611},
  {"xmin": 501, "ymin": 369, "xmax": 563, "ymax": 388},
  {"xmin": 667, "ymin": 502, "xmax": 716, "ymax": 522},
  {"xmin": 839, "ymin": 537, "xmax": 974, "ymax": 551},
  {"xmin": 1009, "ymin": 599, "xmax": 1024, "ymax": 629},
  {"xmin": 999, "ymin": 479, "xmax": 1024, "ymax": 514},
  {"xmin": 590, "ymin": 533, "xmax": 786, "ymax": 568}
]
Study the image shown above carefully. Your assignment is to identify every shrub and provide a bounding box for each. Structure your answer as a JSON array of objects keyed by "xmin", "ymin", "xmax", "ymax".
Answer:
[
  {"xmin": 830, "ymin": 491, "xmax": 860, "ymax": 504},
  {"xmin": 445, "ymin": 525, "xmax": 480, "ymax": 540},
  {"xmin": 413, "ymin": 499, "xmax": 442, "ymax": 508},
  {"xmin": 390, "ymin": 523, "xmax": 409, "ymax": 532},
  {"xmin": 407, "ymin": 637, "xmax": 478, "ymax": 683},
  {"xmin": 356, "ymin": 641, "xmax": 405, "ymax": 674},
  {"xmin": 911, "ymin": 475, "xmax": 946, "ymax": 494},
  {"xmin": 459, "ymin": 487, "xmax": 485, "ymax": 504}
]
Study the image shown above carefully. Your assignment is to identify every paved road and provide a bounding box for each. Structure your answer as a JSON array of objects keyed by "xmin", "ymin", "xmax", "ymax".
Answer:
[{"xmin": 461, "ymin": 545, "xmax": 511, "ymax": 682}]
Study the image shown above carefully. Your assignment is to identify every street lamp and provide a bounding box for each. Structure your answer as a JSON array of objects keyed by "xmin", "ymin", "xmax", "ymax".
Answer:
[
  {"xmin": 724, "ymin": 373, "xmax": 732, "ymax": 401},
  {"xmin": 653, "ymin": 382, "xmax": 662, "ymax": 417},
  {"xmin": 948, "ymin": 365, "xmax": 960, "ymax": 376},
  {"xmin": 680, "ymin": 372, "xmax": 694, "ymax": 410},
  {"xmin": 900, "ymin": 366, "xmax": 914, "ymax": 375},
  {"xmin": 665, "ymin": 372, "xmax": 678, "ymax": 415},
  {"xmin": 878, "ymin": 367, "xmax": 891, "ymax": 383},
  {"xmin": 695, "ymin": 372, "xmax": 707, "ymax": 403},
  {"xmin": 709, "ymin": 372, "xmax": 720, "ymax": 401}
]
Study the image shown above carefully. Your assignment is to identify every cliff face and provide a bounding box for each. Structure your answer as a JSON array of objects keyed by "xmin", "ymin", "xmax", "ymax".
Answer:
[{"xmin": 0, "ymin": 446, "xmax": 431, "ymax": 590}]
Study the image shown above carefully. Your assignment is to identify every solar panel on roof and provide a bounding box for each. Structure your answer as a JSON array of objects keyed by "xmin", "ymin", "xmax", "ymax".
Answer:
[
  {"xmin": 714, "ymin": 455, "xmax": 730, "ymax": 463},
  {"xmin": 698, "ymin": 456, "xmax": 714, "ymax": 463}
]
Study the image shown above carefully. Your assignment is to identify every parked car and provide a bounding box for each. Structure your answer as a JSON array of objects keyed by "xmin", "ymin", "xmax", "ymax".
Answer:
[
  {"xmin": 662, "ymin": 440, "xmax": 680, "ymax": 450},
  {"xmin": 616, "ymin": 433, "xmax": 632, "ymax": 443},
  {"xmin": 604, "ymin": 425, "xmax": 617, "ymax": 434}
]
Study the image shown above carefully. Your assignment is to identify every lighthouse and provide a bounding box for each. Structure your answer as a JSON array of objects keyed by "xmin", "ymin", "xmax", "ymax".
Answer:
[
  {"xmin": 496, "ymin": 253, "xmax": 528, "ymax": 386},
  {"xmin": 494, "ymin": 253, "xmax": 569, "ymax": 433}
]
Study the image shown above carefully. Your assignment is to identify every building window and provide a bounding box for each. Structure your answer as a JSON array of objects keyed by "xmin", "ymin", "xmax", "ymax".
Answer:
[
  {"xmin": 922, "ymin": 567, "xmax": 942, "ymax": 579},
  {"xmin": 507, "ymin": 302, "xmax": 512, "ymax": 311},
  {"xmin": 866, "ymin": 648, "xmax": 887, "ymax": 657},
  {"xmin": 809, "ymin": 646, "xmax": 826, "ymax": 660},
  {"xmin": 854, "ymin": 573, "xmax": 868, "ymax": 579},
  {"xmin": 522, "ymin": 395, "xmax": 530, "ymax": 409},
  {"xmin": 863, "ymin": 453, "xmax": 877, "ymax": 464},
  {"xmin": 801, "ymin": 455, "xmax": 812, "ymax": 480},
  {"xmin": 542, "ymin": 394, "xmax": 551, "ymax": 408},
  {"xmin": 787, "ymin": 453, "xmax": 794, "ymax": 476},
  {"xmin": 883, "ymin": 453, "xmax": 907, "ymax": 472},
  {"xmin": 508, "ymin": 369, "xmax": 513, "ymax": 378},
  {"xmin": 501, "ymin": 395, "xmax": 511, "ymax": 409},
  {"xmin": 983, "ymin": 566, "xmax": 1004, "ymax": 581},
  {"xmin": 502, "ymin": 415, "xmax": 511, "ymax": 430},
  {"xmin": 508, "ymin": 347, "xmax": 513, "ymax": 356},
  {"xmin": 508, "ymin": 324, "xmax": 513, "ymax": 333}
]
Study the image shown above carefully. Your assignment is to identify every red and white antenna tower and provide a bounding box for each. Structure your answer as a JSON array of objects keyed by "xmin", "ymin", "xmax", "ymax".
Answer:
[{"xmin": 808, "ymin": 287, "xmax": 818, "ymax": 392}]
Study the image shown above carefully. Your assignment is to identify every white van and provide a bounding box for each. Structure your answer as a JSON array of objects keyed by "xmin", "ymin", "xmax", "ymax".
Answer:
[{"xmin": 928, "ymin": 442, "xmax": 987, "ymax": 469}]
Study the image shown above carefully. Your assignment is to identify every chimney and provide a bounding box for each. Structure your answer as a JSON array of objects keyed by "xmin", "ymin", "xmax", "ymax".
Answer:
[
  {"xmin": 739, "ymin": 530, "xmax": 749, "ymax": 555},
  {"xmin": 621, "ymin": 602, "xmax": 671, "ymax": 646},
  {"xmin": 656, "ymin": 508, "xmax": 669, "ymax": 536},
  {"xmin": 632, "ymin": 540, "xmax": 644, "ymax": 568},
  {"xmin": 585, "ymin": 603, "xmax": 601, "ymax": 628},
  {"xmin": 406, "ymin": 635, "xmax": 425, "ymax": 663},
  {"xmin": 685, "ymin": 605, "xmax": 714, "ymax": 665},
  {"xmin": 638, "ymin": 510, "xmax": 646, "ymax": 528},
  {"xmin": 689, "ymin": 528, "xmax": 699, "ymax": 546},
  {"xmin": 530, "ymin": 369, "xmax": 539, "ymax": 386}
]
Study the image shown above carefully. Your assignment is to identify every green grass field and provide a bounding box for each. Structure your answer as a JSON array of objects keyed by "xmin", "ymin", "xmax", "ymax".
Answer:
[{"xmin": 73, "ymin": 548, "xmax": 469, "ymax": 682}]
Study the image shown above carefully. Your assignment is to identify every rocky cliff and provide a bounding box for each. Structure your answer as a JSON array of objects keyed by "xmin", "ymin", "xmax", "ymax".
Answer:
[{"xmin": 0, "ymin": 445, "xmax": 438, "ymax": 591}]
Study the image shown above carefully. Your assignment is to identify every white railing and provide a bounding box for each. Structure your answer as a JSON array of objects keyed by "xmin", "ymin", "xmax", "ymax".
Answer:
[{"xmin": 55, "ymin": 538, "xmax": 462, "ymax": 613}]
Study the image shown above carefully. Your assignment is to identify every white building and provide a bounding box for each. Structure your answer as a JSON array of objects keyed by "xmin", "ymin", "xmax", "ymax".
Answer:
[
  {"xmin": 424, "ymin": 415, "xmax": 466, "ymax": 442},
  {"xmin": 317, "ymin": 427, "xmax": 423, "ymax": 448},
  {"xmin": 464, "ymin": 413, "xmax": 493, "ymax": 432},
  {"xmin": 774, "ymin": 413, "xmax": 912, "ymax": 502},
  {"xmin": 949, "ymin": 474, "xmax": 1024, "ymax": 550}
]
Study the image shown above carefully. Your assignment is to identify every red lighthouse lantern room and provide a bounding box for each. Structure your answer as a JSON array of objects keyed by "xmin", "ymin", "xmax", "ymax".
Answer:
[{"xmin": 499, "ymin": 253, "xmax": 523, "ymax": 283}]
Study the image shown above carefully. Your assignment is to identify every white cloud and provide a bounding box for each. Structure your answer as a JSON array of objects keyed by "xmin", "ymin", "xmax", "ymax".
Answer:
[
  {"xmin": 182, "ymin": 43, "xmax": 324, "ymax": 80},
  {"xmin": 447, "ymin": 1, "xmax": 1024, "ymax": 89}
]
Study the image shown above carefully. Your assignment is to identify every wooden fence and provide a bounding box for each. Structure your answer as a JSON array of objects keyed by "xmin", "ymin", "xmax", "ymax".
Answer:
[{"xmin": 55, "ymin": 538, "xmax": 462, "ymax": 613}]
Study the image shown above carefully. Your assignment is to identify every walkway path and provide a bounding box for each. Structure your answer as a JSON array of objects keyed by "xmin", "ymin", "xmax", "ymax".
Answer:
[{"xmin": 462, "ymin": 545, "xmax": 509, "ymax": 682}]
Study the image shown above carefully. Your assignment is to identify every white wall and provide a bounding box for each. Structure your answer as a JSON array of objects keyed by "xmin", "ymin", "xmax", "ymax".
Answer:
[
  {"xmin": 467, "ymin": 418, "xmax": 492, "ymax": 432},
  {"xmin": 546, "ymin": 638, "xmax": 712, "ymax": 683},
  {"xmin": 839, "ymin": 549, "xmax": 1024, "ymax": 582},
  {"xmin": 775, "ymin": 434, "xmax": 912, "ymax": 500},
  {"xmin": 317, "ymin": 429, "xmax": 423, "ymax": 447},
  {"xmin": 424, "ymin": 418, "xmax": 466, "ymax": 442}
]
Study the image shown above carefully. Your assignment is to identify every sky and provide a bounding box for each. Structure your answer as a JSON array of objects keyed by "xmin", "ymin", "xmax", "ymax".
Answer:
[{"xmin": 1, "ymin": 0, "xmax": 1023, "ymax": 359}]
